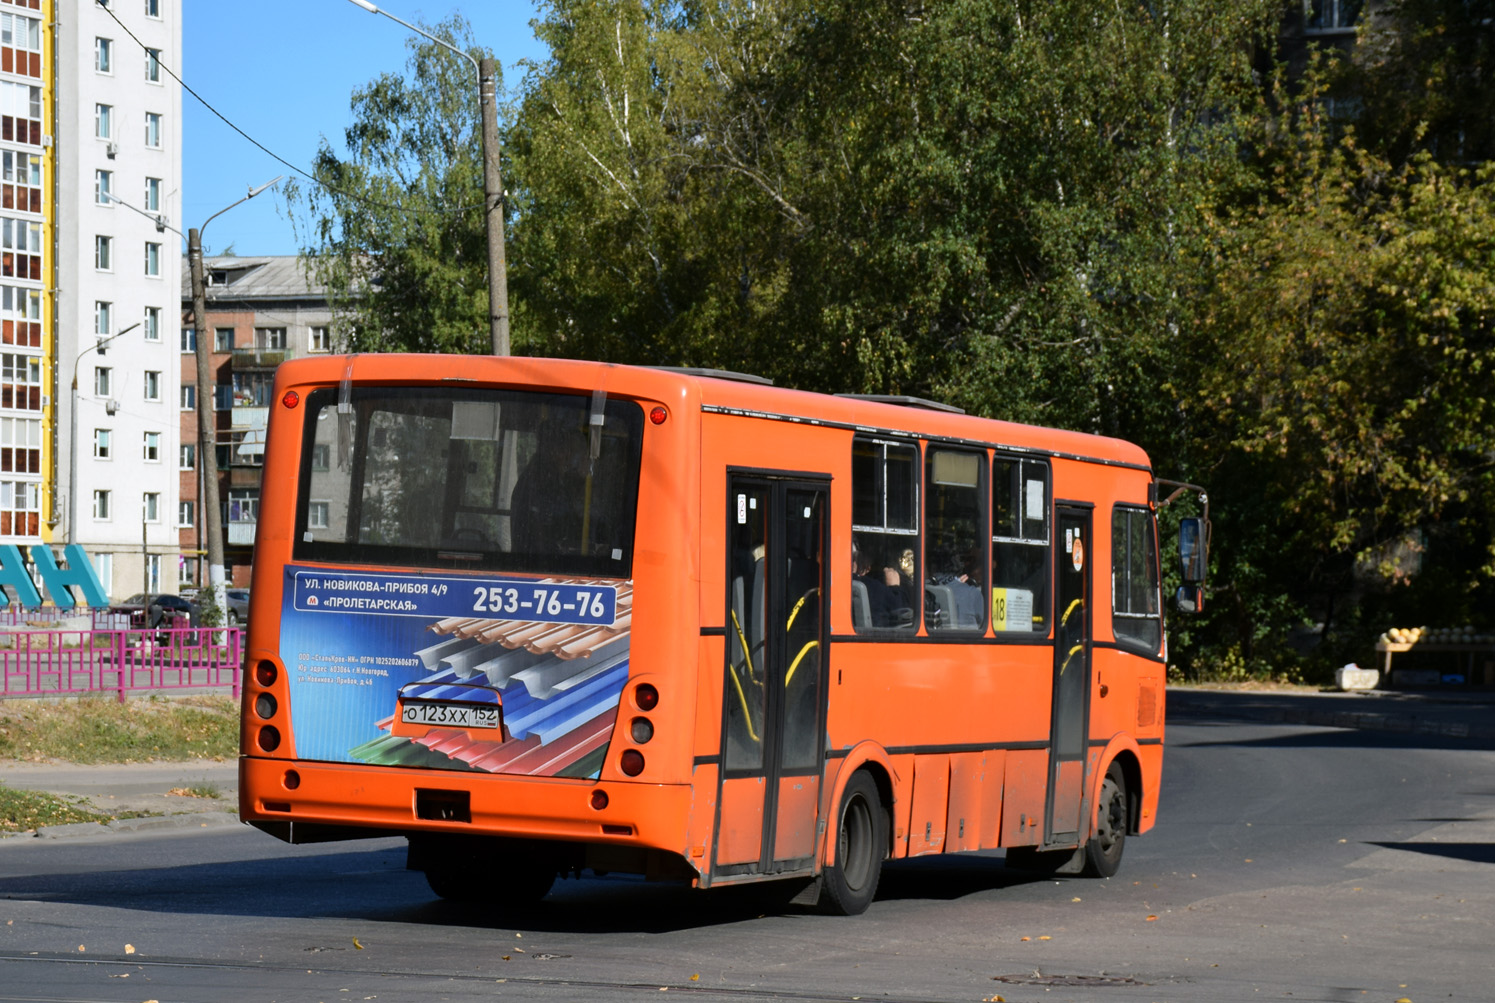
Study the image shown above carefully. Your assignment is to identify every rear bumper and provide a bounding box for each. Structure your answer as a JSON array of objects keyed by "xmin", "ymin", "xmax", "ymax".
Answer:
[{"xmin": 239, "ymin": 756, "xmax": 691, "ymax": 852}]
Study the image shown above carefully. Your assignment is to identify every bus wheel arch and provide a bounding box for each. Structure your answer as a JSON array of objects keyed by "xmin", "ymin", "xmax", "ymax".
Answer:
[{"xmin": 819, "ymin": 768, "xmax": 888, "ymax": 915}]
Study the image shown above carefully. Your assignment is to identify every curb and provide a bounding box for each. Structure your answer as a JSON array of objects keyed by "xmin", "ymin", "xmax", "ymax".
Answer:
[{"xmin": 4, "ymin": 811, "xmax": 241, "ymax": 842}]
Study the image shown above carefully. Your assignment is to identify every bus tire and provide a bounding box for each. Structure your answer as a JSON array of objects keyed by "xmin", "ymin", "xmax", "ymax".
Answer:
[
  {"xmin": 819, "ymin": 770, "xmax": 885, "ymax": 916},
  {"xmin": 1082, "ymin": 761, "xmax": 1127, "ymax": 878}
]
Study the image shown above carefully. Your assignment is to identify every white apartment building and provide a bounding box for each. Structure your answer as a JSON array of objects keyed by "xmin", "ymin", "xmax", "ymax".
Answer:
[{"xmin": 52, "ymin": 0, "xmax": 182, "ymax": 599}]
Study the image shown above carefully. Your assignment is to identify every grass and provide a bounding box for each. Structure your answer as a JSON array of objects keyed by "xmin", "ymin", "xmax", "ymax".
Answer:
[
  {"xmin": 0, "ymin": 784, "xmax": 109, "ymax": 832},
  {"xmin": 0, "ymin": 694, "xmax": 239, "ymax": 764}
]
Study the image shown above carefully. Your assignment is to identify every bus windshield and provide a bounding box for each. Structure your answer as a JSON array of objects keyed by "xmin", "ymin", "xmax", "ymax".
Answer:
[{"xmin": 292, "ymin": 386, "xmax": 644, "ymax": 577}]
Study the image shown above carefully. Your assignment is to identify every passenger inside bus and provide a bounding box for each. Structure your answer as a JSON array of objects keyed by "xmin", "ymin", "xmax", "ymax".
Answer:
[
  {"xmin": 851, "ymin": 539, "xmax": 913, "ymax": 629},
  {"xmin": 927, "ymin": 549, "xmax": 983, "ymax": 630}
]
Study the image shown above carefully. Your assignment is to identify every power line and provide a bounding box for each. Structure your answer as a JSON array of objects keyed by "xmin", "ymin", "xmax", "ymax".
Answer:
[{"xmin": 93, "ymin": 0, "xmax": 484, "ymax": 219}]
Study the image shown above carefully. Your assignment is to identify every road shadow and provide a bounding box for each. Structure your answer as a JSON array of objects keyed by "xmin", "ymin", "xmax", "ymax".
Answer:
[
  {"xmin": 1367, "ymin": 841, "xmax": 1495, "ymax": 864},
  {"xmin": 0, "ymin": 840, "xmax": 1050, "ymax": 933}
]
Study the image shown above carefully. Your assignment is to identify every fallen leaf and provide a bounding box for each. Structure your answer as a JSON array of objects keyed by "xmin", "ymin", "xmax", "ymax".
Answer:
[
  {"xmin": 689, "ymin": 974, "xmax": 700, "ymax": 982},
  {"xmin": 1244, "ymin": 858, "xmax": 1253, "ymax": 863},
  {"xmin": 352, "ymin": 938, "xmax": 363, "ymax": 951},
  {"xmin": 78, "ymin": 945, "xmax": 85, "ymax": 953},
  {"xmin": 1019, "ymin": 936, "xmax": 1031, "ymax": 942},
  {"xmin": 501, "ymin": 955, "xmax": 511, "ymax": 961},
  {"xmin": 125, "ymin": 945, "xmax": 135, "ymax": 955},
  {"xmin": 1145, "ymin": 915, "xmax": 1158, "ymax": 922},
  {"xmin": 1038, "ymin": 936, "xmax": 1051, "ymax": 941},
  {"xmin": 1071, "ymin": 897, "xmax": 1081, "ymax": 902}
]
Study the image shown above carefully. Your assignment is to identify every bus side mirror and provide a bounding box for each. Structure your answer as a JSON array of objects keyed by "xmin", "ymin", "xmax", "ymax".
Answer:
[
  {"xmin": 1176, "ymin": 584, "xmax": 1203, "ymax": 613},
  {"xmin": 1178, "ymin": 517, "xmax": 1206, "ymax": 584}
]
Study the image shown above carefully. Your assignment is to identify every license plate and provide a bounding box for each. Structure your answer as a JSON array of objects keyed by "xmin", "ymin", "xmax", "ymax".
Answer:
[{"xmin": 399, "ymin": 700, "xmax": 500, "ymax": 730}]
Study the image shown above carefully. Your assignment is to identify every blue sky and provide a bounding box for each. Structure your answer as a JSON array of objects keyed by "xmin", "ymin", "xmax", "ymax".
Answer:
[{"xmin": 182, "ymin": 1, "xmax": 546, "ymax": 258}]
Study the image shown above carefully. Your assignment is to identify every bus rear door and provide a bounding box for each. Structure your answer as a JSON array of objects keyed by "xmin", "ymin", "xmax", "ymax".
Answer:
[{"xmin": 1047, "ymin": 505, "xmax": 1093, "ymax": 844}]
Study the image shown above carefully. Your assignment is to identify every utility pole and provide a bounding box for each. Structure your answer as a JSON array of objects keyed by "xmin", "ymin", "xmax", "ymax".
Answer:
[
  {"xmin": 479, "ymin": 57, "xmax": 509, "ymax": 356},
  {"xmin": 188, "ymin": 227, "xmax": 226, "ymax": 612}
]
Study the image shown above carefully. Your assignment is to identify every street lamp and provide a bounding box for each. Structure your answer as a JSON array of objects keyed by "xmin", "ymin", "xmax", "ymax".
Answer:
[
  {"xmin": 188, "ymin": 177, "xmax": 283, "ymax": 614},
  {"xmin": 346, "ymin": 0, "xmax": 510, "ymax": 356},
  {"xmin": 69, "ymin": 319, "xmax": 140, "ymax": 547}
]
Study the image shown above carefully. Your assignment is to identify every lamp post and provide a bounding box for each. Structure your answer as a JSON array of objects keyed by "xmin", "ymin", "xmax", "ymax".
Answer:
[
  {"xmin": 69, "ymin": 320, "xmax": 140, "ymax": 547},
  {"xmin": 188, "ymin": 177, "xmax": 283, "ymax": 614},
  {"xmin": 347, "ymin": 0, "xmax": 510, "ymax": 356}
]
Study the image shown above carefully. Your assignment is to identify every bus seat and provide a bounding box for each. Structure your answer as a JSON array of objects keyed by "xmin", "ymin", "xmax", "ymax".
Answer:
[
  {"xmin": 926, "ymin": 584, "xmax": 954, "ymax": 629},
  {"xmin": 850, "ymin": 579, "xmax": 871, "ymax": 631}
]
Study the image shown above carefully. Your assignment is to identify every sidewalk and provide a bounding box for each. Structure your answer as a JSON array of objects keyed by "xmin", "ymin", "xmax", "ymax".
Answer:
[
  {"xmin": 1167, "ymin": 685, "xmax": 1495, "ymax": 745},
  {"xmin": 0, "ymin": 758, "xmax": 240, "ymax": 841}
]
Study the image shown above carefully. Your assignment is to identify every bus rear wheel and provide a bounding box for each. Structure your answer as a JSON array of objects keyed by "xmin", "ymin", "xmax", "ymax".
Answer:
[
  {"xmin": 1082, "ymin": 762, "xmax": 1128, "ymax": 878},
  {"xmin": 819, "ymin": 771, "xmax": 885, "ymax": 916}
]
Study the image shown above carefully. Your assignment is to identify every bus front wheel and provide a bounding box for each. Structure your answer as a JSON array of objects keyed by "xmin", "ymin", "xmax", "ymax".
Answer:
[
  {"xmin": 819, "ymin": 771, "xmax": 885, "ymax": 916},
  {"xmin": 1082, "ymin": 762, "xmax": 1127, "ymax": 878}
]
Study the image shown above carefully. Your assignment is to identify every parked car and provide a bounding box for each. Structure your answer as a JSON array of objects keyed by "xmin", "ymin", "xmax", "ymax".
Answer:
[
  {"xmin": 224, "ymin": 588, "xmax": 250, "ymax": 625},
  {"xmin": 111, "ymin": 592, "xmax": 200, "ymax": 630}
]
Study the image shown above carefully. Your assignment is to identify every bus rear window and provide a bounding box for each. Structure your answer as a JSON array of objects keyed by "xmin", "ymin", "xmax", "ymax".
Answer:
[{"xmin": 293, "ymin": 387, "xmax": 644, "ymax": 577}]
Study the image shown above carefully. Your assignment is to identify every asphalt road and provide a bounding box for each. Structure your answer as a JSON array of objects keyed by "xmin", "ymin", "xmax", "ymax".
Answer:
[{"xmin": 1, "ymin": 703, "xmax": 1492, "ymax": 1002}]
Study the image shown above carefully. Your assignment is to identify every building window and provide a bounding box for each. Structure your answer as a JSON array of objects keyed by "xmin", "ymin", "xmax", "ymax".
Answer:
[
  {"xmin": 94, "ymin": 37, "xmax": 112, "ymax": 73},
  {"xmin": 0, "ymin": 13, "xmax": 41, "ymax": 54},
  {"xmin": 229, "ymin": 489, "xmax": 258, "ymax": 525},
  {"xmin": 0, "ymin": 416, "xmax": 40, "ymax": 476},
  {"xmin": 180, "ymin": 443, "xmax": 195, "ymax": 469},
  {"xmin": 93, "ymin": 428, "xmax": 111, "ymax": 459},
  {"xmin": 94, "ymin": 235, "xmax": 112, "ymax": 271},
  {"xmin": 2, "ymin": 217, "xmax": 42, "ymax": 278},
  {"xmin": 147, "ymin": 553, "xmax": 160, "ymax": 592},
  {"xmin": 1112, "ymin": 506, "xmax": 1162, "ymax": 653},
  {"xmin": 92, "ymin": 552, "xmax": 112, "ymax": 592},
  {"xmin": 233, "ymin": 370, "xmax": 273, "ymax": 408},
  {"xmin": 144, "ymin": 112, "xmax": 162, "ymax": 148},
  {"xmin": 144, "ymin": 47, "xmax": 160, "ymax": 82},
  {"xmin": 1306, "ymin": 0, "xmax": 1362, "ymax": 31},
  {"xmin": 309, "ymin": 326, "xmax": 331, "ymax": 352},
  {"xmin": 0, "ymin": 353, "xmax": 40, "ymax": 411},
  {"xmin": 143, "ymin": 431, "xmax": 160, "ymax": 461},
  {"xmin": 143, "ymin": 370, "xmax": 161, "ymax": 401},
  {"xmin": 850, "ymin": 436, "xmax": 920, "ymax": 634},
  {"xmin": 311, "ymin": 443, "xmax": 330, "ymax": 471},
  {"xmin": 144, "ymin": 177, "xmax": 161, "ymax": 212},
  {"xmin": 145, "ymin": 0, "xmax": 160, "ymax": 16},
  {"xmin": 93, "ymin": 489, "xmax": 111, "ymax": 520},
  {"xmin": 308, "ymin": 501, "xmax": 330, "ymax": 530},
  {"xmin": 178, "ymin": 500, "xmax": 194, "ymax": 527},
  {"xmin": 180, "ymin": 384, "xmax": 195, "ymax": 410},
  {"xmin": 214, "ymin": 327, "xmax": 233, "ymax": 351},
  {"xmin": 143, "ymin": 492, "xmax": 160, "ymax": 522},
  {"xmin": 180, "ymin": 327, "xmax": 195, "ymax": 353},
  {"xmin": 144, "ymin": 241, "xmax": 160, "ymax": 277},
  {"xmin": 990, "ymin": 456, "xmax": 1051, "ymax": 634},
  {"xmin": 255, "ymin": 327, "xmax": 287, "ymax": 350},
  {"xmin": 95, "ymin": 301, "xmax": 111, "ymax": 335},
  {"xmin": 95, "ymin": 367, "xmax": 112, "ymax": 397},
  {"xmin": 213, "ymin": 384, "xmax": 232, "ymax": 411},
  {"xmin": 94, "ymin": 103, "xmax": 112, "ymax": 139},
  {"xmin": 95, "ymin": 170, "xmax": 113, "ymax": 205},
  {"xmin": 143, "ymin": 306, "xmax": 161, "ymax": 342},
  {"xmin": 0, "ymin": 480, "xmax": 39, "ymax": 537}
]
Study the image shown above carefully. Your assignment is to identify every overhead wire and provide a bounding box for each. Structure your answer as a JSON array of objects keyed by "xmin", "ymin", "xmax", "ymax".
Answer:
[{"xmin": 93, "ymin": 0, "xmax": 485, "ymax": 218}]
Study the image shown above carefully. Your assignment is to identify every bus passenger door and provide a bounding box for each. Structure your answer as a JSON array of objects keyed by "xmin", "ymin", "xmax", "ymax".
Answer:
[
  {"xmin": 1047, "ymin": 506, "xmax": 1092, "ymax": 844},
  {"xmin": 715, "ymin": 476, "xmax": 829, "ymax": 879}
]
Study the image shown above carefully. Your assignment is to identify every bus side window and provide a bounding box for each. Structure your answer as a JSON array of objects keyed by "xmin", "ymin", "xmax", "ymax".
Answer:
[
  {"xmin": 1111, "ymin": 505, "xmax": 1162, "ymax": 652},
  {"xmin": 850, "ymin": 436, "xmax": 919, "ymax": 634},
  {"xmin": 991, "ymin": 456, "xmax": 1050, "ymax": 635},
  {"xmin": 924, "ymin": 447, "xmax": 986, "ymax": 633}
]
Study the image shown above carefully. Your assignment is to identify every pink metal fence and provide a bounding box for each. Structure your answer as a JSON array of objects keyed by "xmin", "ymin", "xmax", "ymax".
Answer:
[{"xmin": 0, "ymin": 627, "xmax": 243, "ymax": 701}]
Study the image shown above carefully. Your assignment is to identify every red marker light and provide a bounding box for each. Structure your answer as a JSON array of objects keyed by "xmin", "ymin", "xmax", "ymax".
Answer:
[
  {"xmin": 620, "ymin": 749, "xmax": 645, "ymax": 776},
  {"xmin": 649, "ymin": 406, "xmax": 668, "ymax": 425},
  {"xmin": 635, "ymin": 683, "xmax": 659, "ymax": 711},
  {"xmin": 590, "ymin": 789, "xmax": 609, "ymax": 810},
  {"xmin": 281, "ymin": 390, "xmax": 300, "ymax": 409}
]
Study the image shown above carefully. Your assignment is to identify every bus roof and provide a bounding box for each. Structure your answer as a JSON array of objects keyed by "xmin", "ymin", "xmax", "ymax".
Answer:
[{"xmin": 273, "ymin": 354, "xmax": 1152, "ymax": 473}]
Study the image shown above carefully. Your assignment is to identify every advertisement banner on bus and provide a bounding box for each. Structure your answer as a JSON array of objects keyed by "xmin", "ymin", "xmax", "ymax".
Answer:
[{"xmin": 279, "ymin": 565, "xmax": 633, "ymax": 779}]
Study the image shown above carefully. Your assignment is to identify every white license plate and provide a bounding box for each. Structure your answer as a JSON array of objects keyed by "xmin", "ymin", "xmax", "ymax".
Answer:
[{"xmin": 400, "ymin": 701, "xmax": 500, "ymax": 730}]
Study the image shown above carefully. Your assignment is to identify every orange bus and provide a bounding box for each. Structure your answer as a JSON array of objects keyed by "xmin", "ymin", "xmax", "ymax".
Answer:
[{"xmin": 239, "ymin": 355, "xmax": 1204, "ymax": 914}]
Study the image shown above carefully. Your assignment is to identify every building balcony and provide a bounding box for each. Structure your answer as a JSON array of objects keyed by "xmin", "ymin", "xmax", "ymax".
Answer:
[
  {"xmin": 227, "ymin": 521, "xmax": 256, "ymax": 546},
  {"xmin": 232, "ymin": 347, "xmax": 289, "ymax": 369}
]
